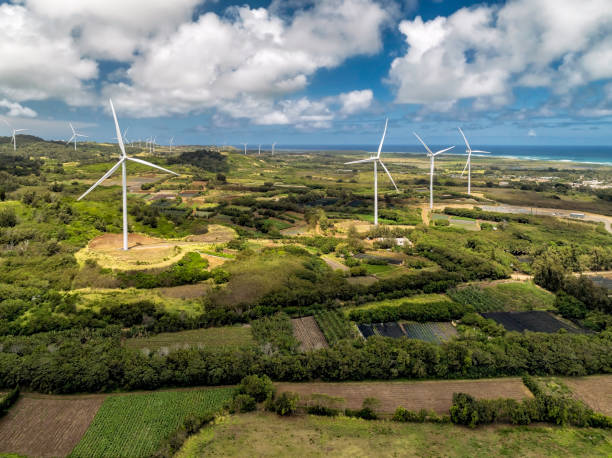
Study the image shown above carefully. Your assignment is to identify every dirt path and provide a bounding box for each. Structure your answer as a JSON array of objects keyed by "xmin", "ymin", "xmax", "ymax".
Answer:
[{"xmin": 321, "ymin": 255, "xmax": 349, "ymax": 272}]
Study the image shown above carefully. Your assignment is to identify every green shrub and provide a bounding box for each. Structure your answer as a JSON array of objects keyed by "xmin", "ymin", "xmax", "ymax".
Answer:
[
  {"xmin": 349, "ymin": 300, "xmax": 469, "ymax": 324},
  {"xmin": 268, "ymin": 392, "xmax": 299, "ymax": 416},
  {"xmin": 0, "ymin": 386, "xmax": 19, "ymax": 418},
  {"xmin": 228, "ymin": 394, "xmax": 256, "ymax": 413},
  {"xmin": 237, "ymin": 375, "xmax": 275, "ymax": 403},
  {"xmin": 0, "ymin": 207, "xmax": 17, "ymax": 228},
  {"xmin": 555, "ymin": 291, "xmax": 587, "ymax": 320}
]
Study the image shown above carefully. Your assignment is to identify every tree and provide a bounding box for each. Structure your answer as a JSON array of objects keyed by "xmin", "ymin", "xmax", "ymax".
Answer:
[{"xmin": 533, "ymin": 251, "xmax": 566, "ymax": 291}]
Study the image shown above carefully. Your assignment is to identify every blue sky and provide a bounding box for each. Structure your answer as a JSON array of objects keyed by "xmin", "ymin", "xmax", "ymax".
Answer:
[{"xmin": 0, "ymin": 0, "xmax": 611, "ymax": 147}]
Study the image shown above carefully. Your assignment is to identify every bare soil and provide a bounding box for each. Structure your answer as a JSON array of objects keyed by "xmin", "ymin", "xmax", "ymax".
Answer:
[
  {"xmin": 156, "ymin": 282, "xmax": 211, "ymax": 299},
  {"xmin": 275, "ymin": 378, "xmax": 532, "ymax": 415},
  {"xmin": 292, "ymin": 317, "xmax": 329, "ymax": 351},
  {"xmin": 89, "ymin": 233, "xmax": 164, "ymax": 251},
  {"xmin": 0, "ymin": 396, "xmax": 104, "ymax": 457},
  {"xmin": 562, "ymin": 375, "xmax": 612, "ymax": 416}
]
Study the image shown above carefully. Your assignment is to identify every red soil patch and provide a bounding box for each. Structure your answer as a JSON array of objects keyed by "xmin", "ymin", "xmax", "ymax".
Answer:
[
  {"xmin": 89, "ymin": 233, "xmax": 164, "ymax": 251},
  {"xmin": 0, "ymin": 395, "xmax": 104, "ymax": 457},
  {"xmin": 276, "ymin": 378, "xmax": 532, "ymax": 415},
  {"xmin": 562, "ymin": 375, "xmax": 612, "ymax": 416},
  {"xmin": 292, "ymin": 317, "xmax": 329, "ymax": 351}
]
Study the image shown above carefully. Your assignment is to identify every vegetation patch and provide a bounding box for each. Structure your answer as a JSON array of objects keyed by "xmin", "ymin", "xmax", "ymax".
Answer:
[{"xmin": 449, "ymin": 282, "xmax": 555, "ymax": 312}]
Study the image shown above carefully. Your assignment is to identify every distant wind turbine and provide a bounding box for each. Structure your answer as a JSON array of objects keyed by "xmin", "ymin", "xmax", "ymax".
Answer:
[
  {"xmin": 242, "ymin": 143, "xmax": 247, "ymax": 155},
  {"xmin": 458, "ymin": 128, "xmax": 491, "ymax": 196},
  {"xmin": 414, "ymin": 132, "xmax": 454, "ymax": 210},
  {"xmin": 4, "ymin": 120, "xmax": 28, "ymax": 151},
  {"xmin": 169, "ymin": 137, "xmax": 174, "ymax": 153},
  {"xmin": 66, "ymin": 122, "xmax": 88, "ymax": 151},
  {"xmin": 78, "ymin": 99, "xmax": 179, "ymax": 251},
  {"xmin": 344, "ymin": 119, "xmax": 398, "ymax": 226},
  {"xmin": 258, "ymin": 144, "xmax": 261, "ymax": 155},
  {"xmin": 271, "ymin": 142, "xmax": 276, "ymax": 155}
]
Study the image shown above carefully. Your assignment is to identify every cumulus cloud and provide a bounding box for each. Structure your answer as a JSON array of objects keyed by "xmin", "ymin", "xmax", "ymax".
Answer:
[
  {"xmin": 0, "ymin": 99, "xmax": 36, "ymax": 117},
  {"xmin": 104, "ymin": 0, "xmax": 388, "ymax": 123},
  {"xmin": 338, "ymin": 90, "xmax": 374, "ymax": 115},
  {"xmin": 0, "ymin": 4, "xmax": 97, "ymax": 104},
  {"xmin": 388, "ymin": 0, "xmax": 612, "ymax": 111},
  {"xmin": 19, "ymin": 0, "xmax": 201, "ymax": 60}
]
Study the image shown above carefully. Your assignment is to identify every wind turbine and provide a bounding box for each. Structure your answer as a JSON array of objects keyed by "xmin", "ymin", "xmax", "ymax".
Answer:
[
  {"xmin": 258, "ymin": 144, "xmax": 261, "ymax": 155},
  {"xmin": 66, "ymin": 122, "xmax": 88, "ymax": 151},
  {"xmin": 414, "ymin": 132, "xmax": 454, "ymax": 210},
  {"xmin": 458, "ymin": 127, "xmax": 491, "ymax": 196},
  {"xmin": 242, "ymin": 143, "xmax": 247, "ymax": 155},
  {"xmin": 344, "ymin": 119, "xmax": 398, "ymax": 226},
  {"xmin": 271, "ymin": 142, "xmax": 276, "ymax": 155},
  {"xmin": 78, "ymin": 99, "xmax": 179, "ymax": 251},
  {"xmin": 169, "ymin": 137, "xmax": 174, "ymax": 153},
  {"xmin": 4, "ymin": 120, "xmax": 28, "ymax": 151}
]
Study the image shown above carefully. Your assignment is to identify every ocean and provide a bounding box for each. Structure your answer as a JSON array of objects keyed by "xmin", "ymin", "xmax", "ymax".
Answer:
[{"xmin": 275, "ymin": 145, "xmax": 612, "ymax": 165}]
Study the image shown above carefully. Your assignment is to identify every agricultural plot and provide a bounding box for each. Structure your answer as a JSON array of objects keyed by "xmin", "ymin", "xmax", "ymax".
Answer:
[
  {"xmin": 314, "ymin": 310, "xmax": 356, "ymax": 345},
  {"xmin": 125, "ymin": 325, "xmax": 255, "ymax": 352},
  {"xmin": 482, "ymin": 311, "xmax": 581, "ymax": 333},
  {"xmin": 357, "ymin": 323, "xmax": 375, "ymax": 338},
  {"xmin": 0, "ymin": 395, "xmax": 104, "ymax": 458},
  {"xmin": 561, "ymin": 375, "xmax": 612, "ymax": 416},
  {"xmin": 291, "ymin": 316, "xmax": 329, "ymax": 351},
  {"xmin": 402, "ymin": 322, "xmax": 457, "ymax": 344},
  {"xmin": 450, "ymin": 282, "xmax": 554, "ymax": 312},
  {"xmin": 275, "ymin": 378, "xmax": 532, "ymax": 414},
  {"xmin": 374, "ymin": 322, "xmax": 406, "ymax": 338},
  {"xmin": 70, "ymin": 388, "xmax": 232, "ymax": 458}
]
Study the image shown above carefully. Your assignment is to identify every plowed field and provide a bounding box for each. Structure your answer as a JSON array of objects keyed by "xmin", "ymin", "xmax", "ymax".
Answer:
[
  {"xmin": 562, "ymin": 375, "xmax": 612, "ymax": 416},
  {"xmin": 292, "ymin": 316, "xmax": 328, "ymax": 351},
  {"xmin": 276, "ymin": 378, "xmax": 532, "ymax": 414}
]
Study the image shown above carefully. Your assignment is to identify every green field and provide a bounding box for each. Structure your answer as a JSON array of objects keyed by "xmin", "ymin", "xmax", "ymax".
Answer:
[
  {"xmin": 450, "ymin": 281, "xmax": 555, "ymax": 312},
  {"xmin": 125, "ymin": 325, "xmax": 255, "ymax": 351},
  {"xmin": 346, "ymin": 293, "xmax": 453, "ymax": 315},
  {"xmin": 70, "ymin": 388, "xmax": 233, "ymax": 458},
  {"xmin": 176, "ymin": 411, "xmax": 612, "ymax": 457}
]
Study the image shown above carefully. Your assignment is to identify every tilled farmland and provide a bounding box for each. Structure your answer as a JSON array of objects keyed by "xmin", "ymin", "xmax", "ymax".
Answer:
[
  {"xmin": 481, "ymin": 311, "xmax": 582, "ymax": 333},
  {"xmin": 292, "ymin": 316, "xmax": 329, "ymax": 351},
  {"xmin": 275, "ymin": 378, "xmax": 533, "ymax": 415}
]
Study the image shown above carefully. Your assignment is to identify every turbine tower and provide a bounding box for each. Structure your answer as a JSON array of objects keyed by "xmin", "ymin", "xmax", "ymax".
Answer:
[
  {"xmin": 414, "ymin": 132, "xmax": 454, "ymax": 210},
  {"xmin": 78, "ymin": 99, "xmax": 178, "ymax": 251},
  {"xmin": 458, "ymin": 127, "xmax": 491, "ymax": 196},
  {"xmin": 169, "ymin": 137, "xmax": 174, "ymax": 153},
  {"xmin": 344, "ymin": 119, "xmax": 398, "ymax": 225},
  {"xmin": 258, "ymin": 144, "xmax": 261, "ymax": 155},
  {"xmin": 242, "ymin": 143, "xmax": 247, "ymax": 155},
  {"xmin": 271, "ymin": 142, "xmax": 276, "ymax": 155},
  {"xmin": 4, "ymin": 120, "xmax": 28, "ymax": 151},
  {"xmin": 66, "ymin": 123, "xmax": 88, "ymax": 151}
]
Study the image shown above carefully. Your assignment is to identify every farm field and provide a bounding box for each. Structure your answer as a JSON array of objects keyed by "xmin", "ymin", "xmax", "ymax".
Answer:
[
  {"xmin": 561, "ymin": 375, "xmax": 612, "ymax": 416},
  {"xmin": 314, "ymin": 310, "xmax": 356, "ymax": 345},
  {"xmin": 450, "ymin": 281, "xmax": 555, "ymax": 312},
  {"xmin": 0, "ymin": 395, "xmax": 104, "ymax": 458},
  {"xmin": 482, "ymin": 311, "xmax": 581, "ymax": 333},
  {"xmin": 70, "ymin": 388, "xmax": 233, "ymax": 458},
  {"xmin": 291, "ymin": 316, "xmax": 328, "ymax": 351},
  {"xmin": 125, "ymin": 325, "xmax": 255, "ymax": 351},
  {"xmin": 275, "ymin": 378, "xmax": 532, "ymax": 414},
  {"xmin": 402, "ymin": 321, "xmax": 457, "ymax": 343},
  {"xmin": 177, "ymin": 412, "xmax": 612, "ymax": 458},
  {"xmin": 346, "ymin": 293, "xmax": 453, "ymax": 315}
]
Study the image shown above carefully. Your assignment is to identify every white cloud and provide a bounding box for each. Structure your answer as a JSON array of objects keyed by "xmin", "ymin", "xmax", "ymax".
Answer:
[
  {"xmin": 0, "ymin": 99, "xmax": 36, "ymax": 117},
  {"xmin": 0, "ymin": 4, "xmax": 97, "ymax": 104},
  {"xmin": 19, "ymin": 0, "xmax": 201, "ymax": 61},
  {"xmin": 104, "ymin": 0, "xmax": 388, "ymax": 123},
  {"xmin": 338, "ymin": 90, "xmax": 373, "ymax": 115},
  {"xmin": 388, "ymin": 0, "xmax": 612, "ymax": 110},
  {"xmin": 528, "ymin": 129, "xmax": 536, "ymax": 136}
]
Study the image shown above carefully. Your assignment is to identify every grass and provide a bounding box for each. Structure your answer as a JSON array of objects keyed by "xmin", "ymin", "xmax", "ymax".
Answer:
[
  {"xmin": 70, "ymin": 388, "xmax": 233, "ymax": 458},
  {"xmin": 176, "ymin": 411, "xmax": 612, "ymax": 457},
  {"xmin": 125, "ymin": 325, "xmax": 255, "ymax": 351},
  {"xmin": 450, "ymin": 281, "xmax": 555, "ymax": 313},
  {"xmin": 364, "ymin": 263, "xmax": 397, "ymax": 275}
]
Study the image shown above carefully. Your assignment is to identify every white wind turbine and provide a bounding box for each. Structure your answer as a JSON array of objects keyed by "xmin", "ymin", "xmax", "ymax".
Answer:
[
  {"xmin": 169, "ymin": 137, "xmax": 174, "ymax": 153},
  {"xmin": 242, "ymin": 143, "xmax": 247, "ymax": 155},
  {"xmin": 258, "ymin": 144, "xmax": 261, "ymax": 155},
  {"xmin": 344, "ymin": 119, "xmax": 398, "ymax": 226},
  {"xmin": 66, "ymin": 122, "xmax": 88, "ymax": 151},
  {"xmin": 413, "ymin": 132, "xmax": 454, "ymax": 210},
  {"xmin": 271, "ymin": 142, "xmax": 276, "ymax": 155},
  {"xmin": 4, "ymin": 120, "xmax": 28, "ymax": 151},
  {"xmin": 458, "ymin": 127, "xmax": 491, "ymax": 196},
  {"xmin": 78, "ymin": 99, "xmax": 179, "ymax": 251}
]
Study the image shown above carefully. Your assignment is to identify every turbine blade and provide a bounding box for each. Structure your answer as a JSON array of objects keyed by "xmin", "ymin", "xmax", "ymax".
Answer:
[
  {"xmin": 458, "ymin": 127, "xmax": 471, "ymax": 150},
  {"xmin": 66, "ymin": 135, "xmax": 75, "ymax": 144},
  {"xmin": 433, "ymin": 145, "xmax": 455, "ymax": 156},
  {"xmin": 378, "ymin": 159, "xmax": 399, "ymax": 192},
  {"xmin": 109, "ymin": 99, "xmax": 126, "ymax": 157},
  {"xmin": 376, "ymin": 118, "xmax": 388, "ymax": 158},
  {"xmin": 15, "ymin": 129, "xmax": 28, "ymax": 132},
  {"xmin": 471, "ymin": 150, "xmax": 491, "ymax": 154},
  {"xmin": 460, "ymin": 159, "xmax": 469, "ymax": 177},
  {"xmin": 77, "ymin": 159, "xmax": 124, "ymax": 201},
  {"xmin": 77, "ymin": 134, "xmax": 88, "ymax": 138},
  {"xmin": 69, "ymin": 122, "xmax": 75, "ymax": 134},
  {"xmin": 127, "ymin": 157, "xmax": 179, "ymax": 175},
  {"xmin": 344, "ymin": 158, "xmax": 375, "ymax": 165},
  {"xmin": 413, "ymin": 132, "xmax": 433, "ymax": 155}
]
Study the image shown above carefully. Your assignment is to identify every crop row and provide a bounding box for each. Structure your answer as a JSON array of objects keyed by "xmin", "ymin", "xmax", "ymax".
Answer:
[{"xmin": 314, "ymin": 311, "xmax": 355, "ymax": 345}]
